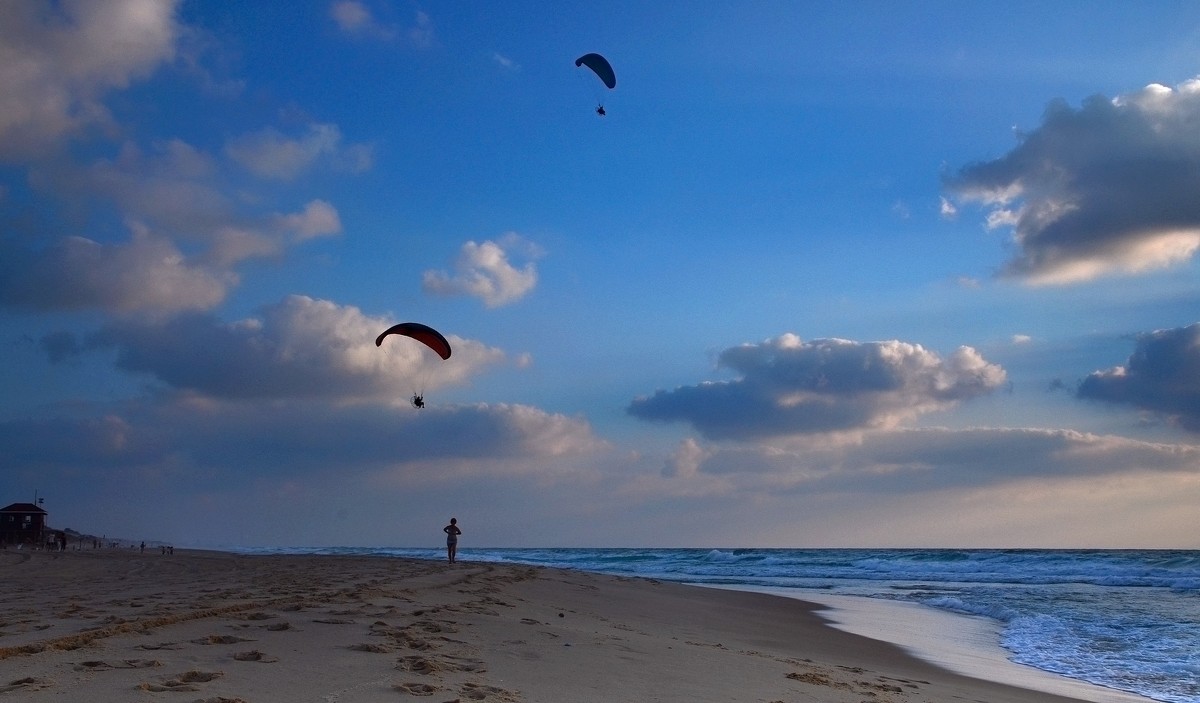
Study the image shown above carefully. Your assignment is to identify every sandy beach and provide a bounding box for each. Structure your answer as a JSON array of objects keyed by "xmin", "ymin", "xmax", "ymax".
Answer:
[{"xmin": 0, "ymin": 548, "xmax": 1130, "ymax": 703}]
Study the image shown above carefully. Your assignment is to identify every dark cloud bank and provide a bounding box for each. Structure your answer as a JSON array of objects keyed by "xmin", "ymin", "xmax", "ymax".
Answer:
[
  {"xmin": 947, "ymin": 81, "xmax": 1200, "ymax": 284},
  {"xmin": 1078, "ymin": 322, "xmax": 1200, "ymax": 431}
]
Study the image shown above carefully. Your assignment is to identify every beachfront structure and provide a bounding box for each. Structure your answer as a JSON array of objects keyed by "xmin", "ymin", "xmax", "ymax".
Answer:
[{"xmin": 0, "ymin": 502, "xmax": 47, "ymax": 547}]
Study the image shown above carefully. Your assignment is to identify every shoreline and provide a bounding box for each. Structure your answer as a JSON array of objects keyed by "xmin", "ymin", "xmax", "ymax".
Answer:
[
  {"xmin": 1, "ymin": 548, "xmax": 1136, "ymax": 702},
  {"xmin": 729, "ymin": 587, "xmax": 1155, "ymax": 703}
]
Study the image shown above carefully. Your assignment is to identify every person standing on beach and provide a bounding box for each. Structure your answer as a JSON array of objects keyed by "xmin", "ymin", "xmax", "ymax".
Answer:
[{"xmin": 443, "ymin": 518, "xmax": 461, "ymax": 564}]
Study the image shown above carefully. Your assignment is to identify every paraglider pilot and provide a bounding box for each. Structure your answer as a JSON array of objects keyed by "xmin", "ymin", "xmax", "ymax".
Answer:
[
  {"xmin": 411, "ymin": 394, "xmax": 425, "ymax": 409},
  {"xmin": 595, "ymin": 105, "xmax": 606, "ymax": 116}
]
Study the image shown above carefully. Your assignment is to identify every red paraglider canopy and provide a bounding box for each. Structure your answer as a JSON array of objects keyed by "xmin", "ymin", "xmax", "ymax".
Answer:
[{"xmin": 375, "ymin": 322, "xmax": 452, "ymax": 360}]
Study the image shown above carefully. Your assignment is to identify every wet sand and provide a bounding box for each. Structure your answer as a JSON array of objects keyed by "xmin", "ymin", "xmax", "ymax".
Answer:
[{"xmin": 0, "ymin": 547, "xmax": 1121, "ymax": 702}]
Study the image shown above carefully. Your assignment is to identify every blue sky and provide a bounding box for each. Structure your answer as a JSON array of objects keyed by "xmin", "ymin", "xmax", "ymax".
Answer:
[{"xmin": 2, "ymin": 1, "xmax": 1199, "ymax": 549}]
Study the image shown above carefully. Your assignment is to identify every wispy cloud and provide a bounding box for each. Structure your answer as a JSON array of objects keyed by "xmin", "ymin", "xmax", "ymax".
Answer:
[
  {"xmin": 493, "ymin": 52, "xmax": 519, "ymax": 71},
  {"xmin": 329, "ymin": 1, "xmax": 396, "ymax": 40},
  {"xmin": 225, "ymin": 123, "xmax": 372, "ymax": 181},
  {"xmin": 330, "ymin": 3, "xmax": 435, "ymax": 49}
]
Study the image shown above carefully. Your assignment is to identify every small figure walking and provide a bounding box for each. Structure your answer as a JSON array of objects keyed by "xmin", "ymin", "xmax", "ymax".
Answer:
[{"xmin": 443, "ymin": 518, "xmax": 461, "ymax": 564}]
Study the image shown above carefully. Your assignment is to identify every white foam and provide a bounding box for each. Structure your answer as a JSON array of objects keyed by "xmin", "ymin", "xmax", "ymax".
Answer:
[{"xmin": 727, "ymin": 588, "xmax": 1156, "ymax": 703}]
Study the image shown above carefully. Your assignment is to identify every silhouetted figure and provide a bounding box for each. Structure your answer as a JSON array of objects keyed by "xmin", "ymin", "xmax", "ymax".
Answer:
[
  {"xmin": 412, "ymin": 394, "xmax": 425, "ymax": 409},
  {"xmin": 443, "ymin": 518, "xmax": 461, "ymax": 564},
  {"xmin": 596, "ymin": 105, "xmax": 606, "ymax": 116}
]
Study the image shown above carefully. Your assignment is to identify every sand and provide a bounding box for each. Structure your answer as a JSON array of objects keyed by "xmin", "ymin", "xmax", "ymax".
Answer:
[{"xmin": 0, "ymin": 547, "xmax": 1123, "ymax": 703}]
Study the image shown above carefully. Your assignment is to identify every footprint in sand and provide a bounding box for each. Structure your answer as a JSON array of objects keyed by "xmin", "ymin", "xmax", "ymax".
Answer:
[
  {"xmin": 191, "ymin": 634, "xmax": 255, "ymax": 645},
  {"xmin": 397, "ymin": 654, "xmax": 487, "ymax": 675},
  {"xmin": 393, "ymin": 681, "xmax": 440, "ymax": 696},
  {"xmin": 0, "ymin": 677, "xmax": 54, "ymax": 693},
  {"xmin": 459, "ymin": 682, "xmax": 519, "ymax": 701},
  {"xmin": 396, "ymin": 656, "xmax": 443, "ymax": 675},
  {"xmin": 73, "ymin": 659, "xmax": 161, "ymax": 671},
  {"xmin": 264, "ymin": 621, "xmax": 293, "ymax": 631},
  {"xmin": 232, "ymin": 650, "xmax": 279, "ymax": 662},
  {"xmin": 239, "ymin": 612, "xmax": 274, "ymax": 621},
  {"xmin": 348, "ymin": 642, "xmax": 393, "ymax": 653},
  {"xmin": 406, "ymin": 620, "xmax": 458, "ymax": 634},
  {"xmin": 139, "ymin": 669, "xmax": 223, "ymax": 693},
  {"xmin": 392, "ymin": 634, "xmax": 437, "ymax": 651}
]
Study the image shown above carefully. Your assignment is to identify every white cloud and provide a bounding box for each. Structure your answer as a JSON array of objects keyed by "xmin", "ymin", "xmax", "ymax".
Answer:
[
  {"xmin": 331, "ymin": 1, "xmax": 371, "ymax": 32},
  {"xmin": 86, "ymin": 295, "xmax": 507, "ymax": 402},
  {"xmin": 423, "ymin": 234, "xmax": 544, "ymax": 308},
  {"xmin": 946, "ymin": 79, "xmax": 1200, "ymax": 284},
  {"xmin": 276, "ymin": 199, "xmax": 343, "ymax": 242},
  {"xmin": 628, "ymin": 335, "xmax": 1006, "ymax": 440},
  {"xmin": 0, "ymin": 227, "xmax": 231, "ymax": 315},
  {"xmin": 8, "ymin": 137, "xmax": 348, "ymax": 300},
  {"xmin": 663, "ymin": 438, "xmax": 710, "ymax": 479},
  {"xmin": 225, "ymin": 123, "xmax": 371, "ymax": 181},
  {"xmin": 330, "ymin": 1, "xmax": 397, "ymax": 41},
  {"xmin": 0, "ymin": 0, "xmax": 181, "ymax": 156}
]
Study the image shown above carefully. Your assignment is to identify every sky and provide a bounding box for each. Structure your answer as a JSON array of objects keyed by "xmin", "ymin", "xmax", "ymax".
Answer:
[{"xmin": 2, "ymin": 0, "xmax": 1199, "ymax": 549}]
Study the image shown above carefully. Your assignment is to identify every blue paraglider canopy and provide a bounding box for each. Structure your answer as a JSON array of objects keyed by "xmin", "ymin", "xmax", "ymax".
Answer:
[{"xmin": 575, "ymin": 53, "xmax": 616, "ymax": 90}]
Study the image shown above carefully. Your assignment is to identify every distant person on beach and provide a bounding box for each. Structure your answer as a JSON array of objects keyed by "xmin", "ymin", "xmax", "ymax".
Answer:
[{"xmin": 443, "ymin": 518, "xmax": 461, "ymax": 564}]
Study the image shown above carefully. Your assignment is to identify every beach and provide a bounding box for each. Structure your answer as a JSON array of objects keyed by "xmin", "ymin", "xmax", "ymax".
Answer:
[{"xmin": 0, "ymin": 548, "xmax": 1148, "ymax": 703}]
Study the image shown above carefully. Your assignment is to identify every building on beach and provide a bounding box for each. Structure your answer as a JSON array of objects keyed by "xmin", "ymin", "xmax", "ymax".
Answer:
[{"xmin": 0, "ymin": 502, "xmax": 48, "ymax": 547}]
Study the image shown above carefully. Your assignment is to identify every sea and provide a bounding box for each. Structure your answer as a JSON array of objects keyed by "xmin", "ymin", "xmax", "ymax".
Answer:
[{"xmin": 236, "ymin": 547, "xmax": 1200, "ymax": 703}]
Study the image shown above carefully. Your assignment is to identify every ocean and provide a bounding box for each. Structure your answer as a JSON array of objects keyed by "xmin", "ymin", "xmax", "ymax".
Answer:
[{"xmin": 236, "ymin": 547, "xmax": 1200, "ymax": 703}]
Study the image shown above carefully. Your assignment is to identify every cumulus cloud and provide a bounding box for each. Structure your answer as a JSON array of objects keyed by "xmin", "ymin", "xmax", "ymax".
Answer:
[
  {"xmin": 78, "ymin": 295, "xmax": 506, "ymax": 401},
  {"xmin": 225, "ymin": 123, "xmax": 372, "ymax": 180},
  {"xmin": 0, "ymin": 229, "xmax": 231, "ymax": 315},
  {"xmin": 423, "ymin": 234, "xmax": 543, "ymax": 308},
  {"xmin": 628, "ymin": 335, "xmax": 1006, "ymax": 440},
  {"xmin": 1077, "ymin": 323, "xmax": 1200, "ymax": 431},
  {"xmin": 945, "ymin": 79, "xmax": 1200, "ymax": 285},
  {"xmin": 274, "ymin": 199, "xmax": 342, "ymax": 242},
  {"xmin": 0, "ymin": 0, "xmax": 180, "ymax": 157},
  {"xmin": 2, "ymin": 128, "xmax": 349, "ymax": 311}
]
